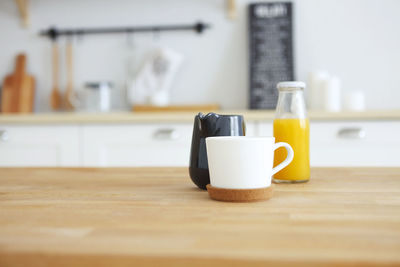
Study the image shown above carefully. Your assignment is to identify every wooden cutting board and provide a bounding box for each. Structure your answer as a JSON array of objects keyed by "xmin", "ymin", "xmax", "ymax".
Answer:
[
  {"xmin": 1, "ymin": 54, "xmax": 35, "ymax": 113},
  {"xmin": 133, "ymin": 104, "xmax": 219, "ymax": 112}
]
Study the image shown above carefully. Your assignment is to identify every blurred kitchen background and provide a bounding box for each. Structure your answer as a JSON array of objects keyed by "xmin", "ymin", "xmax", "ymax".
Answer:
[
  {"xmin": 1, "ymin": 0, "xmax": 399, "ymax": 111},
  {"xmin": 0, "ymin": 0, "xmax": 399, "ymax": 168}
]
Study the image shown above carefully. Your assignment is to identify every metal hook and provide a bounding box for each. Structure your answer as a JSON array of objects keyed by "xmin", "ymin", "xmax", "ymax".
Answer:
[
  {"xmin": 153, "ymin": 29, "xmax": 160, "ymax": 42},
  {"xmin": 126, "ymin": 31, "xmax": 134, "ymax": 48},
  {"xmin": 76, "ymin": 30, "xmax": 84, "ymax": 44},
  {"xmin": 66, "ymin": 33, "xmax": 74, "ymax": 44}
]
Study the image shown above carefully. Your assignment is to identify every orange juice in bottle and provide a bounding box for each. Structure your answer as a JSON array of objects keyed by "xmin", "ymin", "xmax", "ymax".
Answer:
[{"xmin": 273, "ymin": 82, "xmax": 310, "ymax": 183}]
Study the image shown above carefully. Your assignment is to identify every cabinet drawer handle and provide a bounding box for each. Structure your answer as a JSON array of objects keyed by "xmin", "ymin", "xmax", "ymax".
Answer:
[
  {"xmin": 337, "ymin": 128, "xmax": 366, "ymax": 139},
  {"xmin": 153, "ymin": 128, "xmax": 180, "ymax": 140},
  {"xmin": 0, "ymin": 130, "xmax": 9, "ymax": 142}
]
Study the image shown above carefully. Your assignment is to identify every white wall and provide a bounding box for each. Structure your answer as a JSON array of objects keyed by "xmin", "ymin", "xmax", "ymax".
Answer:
[{"xmin": 0, "ymin": 0, "xmax": 399, "ymax": 111}]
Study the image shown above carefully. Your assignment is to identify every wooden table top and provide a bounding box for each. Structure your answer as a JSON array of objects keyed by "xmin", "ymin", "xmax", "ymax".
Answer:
[{"xmin": 0, "ymin": 167, "xmax": 399, "ymax": 266}]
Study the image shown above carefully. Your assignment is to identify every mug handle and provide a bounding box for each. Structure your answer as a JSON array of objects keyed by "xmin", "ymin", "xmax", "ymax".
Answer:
[{"xmin": 271, "ymin": 142, "xmax": 294, "ymax": 176}]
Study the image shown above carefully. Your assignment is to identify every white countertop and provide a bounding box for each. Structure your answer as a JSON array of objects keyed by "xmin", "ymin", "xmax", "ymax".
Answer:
[{"xmin": 0, "ymin": 110, "xmax": 399, "ymax": 124}]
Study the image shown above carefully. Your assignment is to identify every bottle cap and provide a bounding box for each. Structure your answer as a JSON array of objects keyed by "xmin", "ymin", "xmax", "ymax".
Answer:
[{"xmin": 277, "ymin": 81, "xmax": 306, "ymax": 90}]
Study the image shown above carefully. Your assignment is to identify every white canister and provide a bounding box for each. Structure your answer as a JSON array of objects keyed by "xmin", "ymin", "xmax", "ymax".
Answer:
[
  {"xmin": 81, "ymin": 82, "xmax": 113, "ymax": 112},
  {"xmin": 307, "ymin": 70, "xmax": 330, "ymax": 110},
  {"xmin": 343, "ymin": 91, "xmax": 366, "ymax": 111},
  {"xmin": 321, "ymin": 76, "xmax": 341, "ymax": 112}
]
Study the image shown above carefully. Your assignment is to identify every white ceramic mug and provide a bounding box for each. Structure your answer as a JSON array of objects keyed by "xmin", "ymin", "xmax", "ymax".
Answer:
[{"xmin": 205, "ymin": 136, "xmax": 294, "ymax": 189}]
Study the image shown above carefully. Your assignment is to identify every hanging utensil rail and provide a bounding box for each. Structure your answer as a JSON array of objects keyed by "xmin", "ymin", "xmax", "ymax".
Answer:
[{"xmin": 40, "ymin": 22, "xmax": 210, "ymax": 40}]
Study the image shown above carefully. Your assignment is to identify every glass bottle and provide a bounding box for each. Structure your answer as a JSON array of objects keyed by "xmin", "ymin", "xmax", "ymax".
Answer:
[{"xmin": 273, "ymin": 81, "xmax": 310, "ymax": 183}]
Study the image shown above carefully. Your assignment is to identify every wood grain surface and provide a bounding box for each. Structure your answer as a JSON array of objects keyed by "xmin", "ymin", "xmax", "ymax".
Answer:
[
  {"xmin": 0, "ymin": 167, "xmax": 399, "ymax": 266},
  {"xmin": 1, "ymin": 54, "xmax": 35, "ymax": 113},
  {"xmin": 132, "ymin": 104, "xmax": 220, "ymax": 112},
  {"xmin": 1, "ymin": 110, "xmax": 400, "ymax": 125}
]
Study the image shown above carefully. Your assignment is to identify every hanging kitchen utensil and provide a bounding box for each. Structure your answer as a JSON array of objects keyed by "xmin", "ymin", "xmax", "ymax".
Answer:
[
  {"xmin": 64, "ymin": 38, "xmax": 75, "ymax": 110},
  {"xmin": 1, "ymin": 53, "xmax": 35, "ymax": 113},
  {"xmin": 1, "ymin": 74, "xmax": 16, "ymax": 113},
  {"xmin": 17, "ymin": 55, "xmax": 35, "ymax": 113},
  {"xmin": 50, "ymin": 40, "xmax": 62, "ymax": 110}
]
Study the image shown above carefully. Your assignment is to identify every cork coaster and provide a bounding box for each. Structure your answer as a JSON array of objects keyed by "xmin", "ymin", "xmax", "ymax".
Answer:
[{"xmin": 206, "ymin": 184, "xmax": 274, "ymax": 202}]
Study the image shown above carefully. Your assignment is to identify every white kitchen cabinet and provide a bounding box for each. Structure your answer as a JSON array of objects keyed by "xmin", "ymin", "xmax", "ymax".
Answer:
[
  {"xmin": 82, "ymin": 122, "xmax": 257, "ymax": 167},
  {"xmin": 82, "ymin": 123, "xmax": 193, "ymax": 167},
  {"xmin": 258, "ymin": 120, "xmax": 400, "ymax": 166},
  {"xmin": 257, "ymin": 122, "xmax": 273, "ymax": 137},
  {"xmin": 244, "ymin": 122, "xmax": 257, "ymax": 136},
  {"xmin": 1, "ymin": 116, "xmax": 398, "ymax": 167},
  {"xmin": 311, "ymin": 121, "xmax": 400, "ymax": 167},
  {"xmin": 0, "ymin": 125, "xmax": 80, "ymax": 166}
]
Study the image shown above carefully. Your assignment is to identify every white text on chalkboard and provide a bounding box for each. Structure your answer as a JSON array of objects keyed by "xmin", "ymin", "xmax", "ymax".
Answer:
[{"xmin": 255, "ymin": 4, "xmax": 287, "ymax": 18}]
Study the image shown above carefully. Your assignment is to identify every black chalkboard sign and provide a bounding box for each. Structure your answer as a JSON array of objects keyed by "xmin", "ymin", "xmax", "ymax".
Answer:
[{"xmin": 249, "ymin": 2, "xmax": 294, "ymax": 109}]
